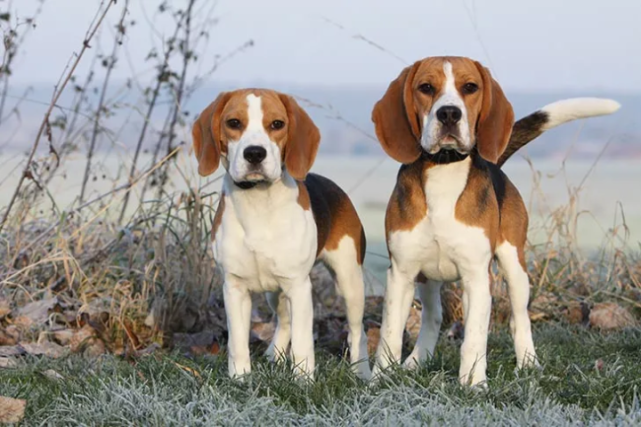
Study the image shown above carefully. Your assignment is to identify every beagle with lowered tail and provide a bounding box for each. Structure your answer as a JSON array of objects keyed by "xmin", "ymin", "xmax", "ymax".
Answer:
[
  {"xmin": 192, "ymin": 89, "xmax": 371, "ymax": 380},
  {"xmin": 371, "ymin": 56, "xmax": 620, "ymax": 386}
]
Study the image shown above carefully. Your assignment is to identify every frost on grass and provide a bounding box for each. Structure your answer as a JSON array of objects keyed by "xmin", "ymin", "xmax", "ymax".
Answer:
[
  {"xmin": 2, "ymin": 325, "xmax": 641, "ymax": 427},
  {"xmin": 30, "ymin": 376, "xmax": 641, "ymax": 426}
]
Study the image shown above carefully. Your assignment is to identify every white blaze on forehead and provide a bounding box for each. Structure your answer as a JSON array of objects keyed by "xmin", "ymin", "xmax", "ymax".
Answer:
[
  {"xmin": 439, "ymin": 61, "xmax": 465, "ymax": 108},
  {"xmin": 246, "ymin": 94, "xmax": 265, "ymax": 132}
]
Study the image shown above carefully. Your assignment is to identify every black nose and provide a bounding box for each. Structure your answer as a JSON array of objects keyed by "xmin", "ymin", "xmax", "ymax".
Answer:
[
  {"xmin": 243, "ymin": 146, "xmax": 267, "ymax": 164},
  {"xmin": 436, "ymin": 106, "xmax": 462, "ymax": 126}
]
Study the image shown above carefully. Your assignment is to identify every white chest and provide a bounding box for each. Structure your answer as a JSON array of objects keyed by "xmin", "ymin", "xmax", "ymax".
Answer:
[
  {"xmin": 212, "ymin": 178, "xmax": 317, "ymax": 293},
  {"xmin": 388, "ymin": 158, "xmax": 491, "ymax": 282}
]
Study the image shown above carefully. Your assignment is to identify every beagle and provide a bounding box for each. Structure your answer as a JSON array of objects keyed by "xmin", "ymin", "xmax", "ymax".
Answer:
[
  {"xmin": 192, "ymin": 89, "xmax": 371, "ymax": 380},
  {"xmin": 370, "ymin": 56, "xmax": 620, "ymax": 386}
]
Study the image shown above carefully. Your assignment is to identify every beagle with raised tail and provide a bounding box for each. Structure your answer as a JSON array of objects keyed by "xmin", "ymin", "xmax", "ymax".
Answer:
[
  {"xmin": 370, "ymin": 56, "xmax": 620, "ymax": 386},
  {"xmin": 192, "ymin": 89, "xmax": 371, "ymax": 380}
]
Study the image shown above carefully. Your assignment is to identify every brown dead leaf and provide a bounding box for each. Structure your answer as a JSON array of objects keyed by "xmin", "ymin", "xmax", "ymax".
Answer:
[
  {"xmin": 405, "ymin": 302, "xmax": 421, "ymax": 344},
  {"xmin": 366, "ymin": 327, "xmax": 380, "ymax": 356},
  {"xmin": 210, "ymin": 341, "xmax": 220, "ymax": 355},
  {"xmin": 20, "ymin": 341, "xmax": 67, "ymax": 358},
  {"xmin": 13, "ymin": 297, "xmax": 60, "ymax": 327},
  {"xmin": 0, "ymin": 329, "xmax": 17, "ymax": 346},
  {"xmin": 0, "ymin": 396, "xmax": 26, "ymax": 423},
  {"xmin": 52, "ymin": 329, "xmax": 74, "ymax": 346},
  {"xmin": 69, "ymin": 324, "xmax": 106, "ymax": 357},
  {"xmin": 589, "ymin": 303, "xmax": 637, "ymax": 331},
  {"xmin": 251, "ymin": 322, "xmax": 275, "ymax": 342},
  {"xmin": 562, "ymin": 302, "xmax": 590, "ymax": 325},
  {"xmin": 172, "ymin": 361, "xmax": 201, "ymax": 379}
]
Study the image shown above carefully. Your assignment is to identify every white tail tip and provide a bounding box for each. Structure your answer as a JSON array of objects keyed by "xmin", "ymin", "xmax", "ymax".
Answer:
[{"xmin": 540, "ymin": 97, "xmax": 621, "ymax": 130}]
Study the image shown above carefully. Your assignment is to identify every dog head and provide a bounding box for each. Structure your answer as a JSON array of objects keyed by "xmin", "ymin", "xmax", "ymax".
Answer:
[
  {"xmin": 192, "ymin": 89, "xmax": 320, "ymax": 184},
  {"xmin": 372, "ymin": 56, "xmax": 514, "ymax": 164}
]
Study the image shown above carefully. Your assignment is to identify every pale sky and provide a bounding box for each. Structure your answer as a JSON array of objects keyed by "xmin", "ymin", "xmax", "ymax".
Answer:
[{"xmin": 6, "ymin": 0, "xmax": 641, "ymax": 92}]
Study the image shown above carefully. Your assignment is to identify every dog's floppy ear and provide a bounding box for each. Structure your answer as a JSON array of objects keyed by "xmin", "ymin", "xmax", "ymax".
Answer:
[
  {"xmin": 372, "ymin": 61, "xmax": 422, "ymax": 164},
  {"xmin": 474, "ymin": 62, "xmax": 514, "ymax": 164},
  {"xmin": 279, "ymin": 94, "xmax": 320, "ymax": 180},
  {"xmin": 192, "ymin": 92, "xmax": 232, "ymax": 176}
]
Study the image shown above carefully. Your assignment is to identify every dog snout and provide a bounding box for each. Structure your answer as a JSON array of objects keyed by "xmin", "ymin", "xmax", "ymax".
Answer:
[
  {"xmin": 436, "ymin": 106, "xmax": 462, "ymax": 126},
  {"xmin": 243, "ymin": 146, "xmax": 267, "ymax": 164}
]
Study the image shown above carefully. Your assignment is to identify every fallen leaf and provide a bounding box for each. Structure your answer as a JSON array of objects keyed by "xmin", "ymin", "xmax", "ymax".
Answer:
[
  {"xmin": 0, "ymin": 396, "xmax": 26, "ymax": 423},
  {"xmin": 405, "ymin": 302, "xmax": 421, "ymax": 344},
  {"xmin": 0, "ymin": 346, "xmax": 25, "ymax": 357},
  {"xmin": 589, "ymin": 303, "xmax": 637, "ymax": 331},
  {"xmin": 210, "ymin": 341, "xmax": 220, "ymax": 355},
  {"xmin": 562, "ymin": 302, "xmax": 590, "ymax": 325},
  {"xmin": 0, "ymin": 329, "xmax": 17, "ymax": 346},
  {"xmin": 251, "ymin": 322, "xmax": 275, "ymax": 342},
  {"xmin": 13, "ymin": 297, "xmax": 60, "ymax": 327},
  {"xmin": 20, "ymin": 341, "xmax": 67, "ymax": 358},
  {"xmin": 69, "ymin": 324, "xmax": 105, "ymax": 357},
  {"xmin": 0, "ymin": 358, "xmax": 17, "ymax": 368},
  {"xmin": 366, "ymin": 327, "xmax": 380, "ymax": 356},
  {"xmin": 172, "ymin": 361, "xmax": 201, "ymax": 379},
  {"xmin": 52, "ymin": 329, "xmax": 74, "ymax": 346}
]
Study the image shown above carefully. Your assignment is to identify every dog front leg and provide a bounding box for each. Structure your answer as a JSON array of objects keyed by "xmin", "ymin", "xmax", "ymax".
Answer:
[
  {"xmin": 284, "ymin": 276, "xmax": 315, "ymax": 379},
  {"xmin": 223, "ymin": 275, "xmax": 252, "ymax": 378},
  {"xmin": 459, "ymin": 269, "xmax": 492, "ymax": 387},
  {"xmin": 373, "ymin": 262, "xmax": 417, "ymax": 378}
]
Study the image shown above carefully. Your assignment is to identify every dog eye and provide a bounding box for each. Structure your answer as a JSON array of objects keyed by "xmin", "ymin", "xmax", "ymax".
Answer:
[
  {"xmin": 463, "ymin": 83, "xmax": 478, "ymax": 94},
  {"xmin": 226, "ymin": 119, "xmax": 241, "ymax": 129},
  {"xmin": 418, "ymin": 83, "xmax": 435, "ymax": 95},
  {"xmin": 270, "ymin": 120, "xmax": 285, "ymax": 130}
]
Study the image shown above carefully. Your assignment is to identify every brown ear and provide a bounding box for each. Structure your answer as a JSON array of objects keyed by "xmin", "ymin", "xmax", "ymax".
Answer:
[
  {"xmin": 371, "ymin": 62, "xmax": 422, "ymax": 164},
  {"xmin": 192, "ymin": 92, "xmax": 231, "ymax": 176},
  {"xmin": 279, "ymin": 94, "xmax": 320, "ymax": 180},
  {"xmin": 474, "ymin": 62, "xmax": 514, "ymax": 163}
]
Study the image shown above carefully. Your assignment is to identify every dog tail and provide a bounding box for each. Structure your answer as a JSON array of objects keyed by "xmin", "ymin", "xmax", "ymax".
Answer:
[{"xmin": 497, "ymin": 98, "xmax": 621, "ymax": 167}]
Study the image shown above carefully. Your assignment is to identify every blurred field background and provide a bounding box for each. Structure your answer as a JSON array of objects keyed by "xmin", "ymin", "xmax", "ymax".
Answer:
[{"xmin": 0, "ymin": 0, "xmax": 640, "ymax": 424}]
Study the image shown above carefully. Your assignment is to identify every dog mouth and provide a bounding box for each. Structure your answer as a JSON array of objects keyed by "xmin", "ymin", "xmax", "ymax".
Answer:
[
  {"xmin": 427, "ymin": 133, "xmax": 469, "ymax": 155},
  {"xmin": 243, "ymin": 171, "xmax": 267, "ymax": 182}
]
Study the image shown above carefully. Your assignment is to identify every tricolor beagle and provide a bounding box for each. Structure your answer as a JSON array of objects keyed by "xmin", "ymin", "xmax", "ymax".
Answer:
[
  {"xmin": 192, "ymin": 89, "xmax": 371, "ymax": 380},
  {"xmin": 370, "ymin": 56, "xmax": 620, "ymax": 386}
]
